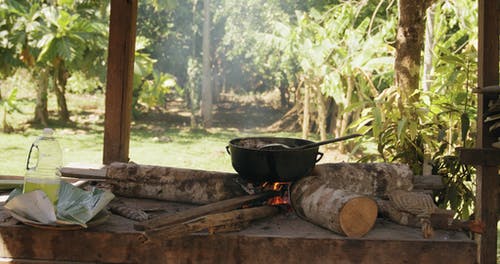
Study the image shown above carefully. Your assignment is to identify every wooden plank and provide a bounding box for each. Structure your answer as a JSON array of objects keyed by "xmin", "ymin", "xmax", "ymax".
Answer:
[
  {"xmin": 457, "ymin": 147, "xmax": 500, "ymax": 166},
  {"xmin": 60, "ymin": 166, "xmax": 107, "ymax": 180},
  {"xmin": 135, "ymin": 191, "xmax": 277, "ymax": 231},
  {"xmin": 477, "ymin": 0, "xmax": 500, "ymax": 263},
  {"xmin": 103, "ymin": 0, "xmax": 138, "ymax": 164},
  {"xmin": 0, "ymin": 214, "xmax": 477, "ymax": 264},
  {"xmin": 412, "ymin": 175, "xmax": 445, "ymax": 190}
]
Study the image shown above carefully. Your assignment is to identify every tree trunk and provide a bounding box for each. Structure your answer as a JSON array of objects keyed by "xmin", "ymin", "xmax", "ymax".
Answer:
[
  {"xmin": 33, "ymin": 68, "xmax": 49, "ymax": 126},
  {"xmin": 338, "ymin": 75, "xmax": 355, "ymax": 152},
  {"xmin": 188, "ymin": 0, "xmax": 199, "ymax": 128},
  {"xmin": 395, "ymin": 0, "xmax": 435, "ymax": 105},
  {"xmin": 314, "ymin": 83, "xmax": 327, "ymax": 141},
  {"xmin": 422, "ymin": 4, "xmax": 435, "ymax": 92},
  {"xmin": 302, "ymin": 83, "xmax": 310, "ymax": 139},
  {"xmin": 291, "ymin": 176, "xmax": 378, "ymax": 237},
  {"xmin": 201, "ymin": 0, "xmax": 212, "ymax": 128},
  {"xmin": 53, "ymin": 59, "xmax": 70, "ymax": 122}
]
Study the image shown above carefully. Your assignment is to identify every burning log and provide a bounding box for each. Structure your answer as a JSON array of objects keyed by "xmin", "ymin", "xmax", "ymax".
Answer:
[
  {"xmin": 290, "ymin": 176, "xmax": 378, "ymax": 237},
  {"xmin": 310, "ymin": 163, "xmax": 414, "ymax": 198},
  {"xmin": 106, "ymin": 162, "xmax": 247, "ymax": 204}
]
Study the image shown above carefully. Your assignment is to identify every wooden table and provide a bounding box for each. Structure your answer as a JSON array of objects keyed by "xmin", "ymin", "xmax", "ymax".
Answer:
[{"xmin": 0, "ymin": 196, "xmax": 477, "ymax": 264}]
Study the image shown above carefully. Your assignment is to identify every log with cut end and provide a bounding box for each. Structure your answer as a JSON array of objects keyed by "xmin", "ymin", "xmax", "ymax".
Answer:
[
  {"xmin": 290, "ymin": 176, "xmax": 378, "ymax": 237},
  {"xmin": 106, "ymin": 162, "xmax": 247, "ymax": 204},
  {"xmin": 310, "ymin": 163, "xmax": 414, "ymax": 198}
]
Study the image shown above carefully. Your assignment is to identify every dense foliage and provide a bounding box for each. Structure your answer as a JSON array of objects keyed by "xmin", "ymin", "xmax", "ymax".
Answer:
[{"xmin": 0, "ymin": 0, "xmax": 478, "ymax": 217}]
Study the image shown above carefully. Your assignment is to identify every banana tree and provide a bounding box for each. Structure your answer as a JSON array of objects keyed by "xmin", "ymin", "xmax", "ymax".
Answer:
[
  {"xmin": 2, "ymin": 0, "xmax": 50, "ymax": 125},
  {"xmin": 277, "ymin": 3, "xmax": 395, "ymax": 145},
  {"xmin": 35, "ymin": 4, "xmax": 107, "ymax": 122},
  {"xmin": 0, "ymin": 87, "xmax": 21, "ymax": 133}
]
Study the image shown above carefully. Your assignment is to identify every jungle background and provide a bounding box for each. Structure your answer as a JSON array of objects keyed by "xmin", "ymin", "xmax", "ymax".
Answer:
[{"xmin": 0, "ymin": 0, "xmax": 479, "ymax": 222}]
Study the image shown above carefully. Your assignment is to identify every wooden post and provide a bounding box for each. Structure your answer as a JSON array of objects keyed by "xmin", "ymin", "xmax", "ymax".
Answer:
[
  {"xmin": 477, "ymin": 0, "xmax": 499, "ymax": 263},
  {"xmin": 103, "ymin": 0, "xmax": 138, "ymax": 164}
]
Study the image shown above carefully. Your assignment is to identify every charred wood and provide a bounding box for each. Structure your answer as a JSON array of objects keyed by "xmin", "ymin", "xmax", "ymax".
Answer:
[
  {"xmin": 145, "ymin": 206, "xmax": 279, "ymax": 241},
  {"xmin": 135, "ymin": 191, "xmax": 277, "ymax": 231}
]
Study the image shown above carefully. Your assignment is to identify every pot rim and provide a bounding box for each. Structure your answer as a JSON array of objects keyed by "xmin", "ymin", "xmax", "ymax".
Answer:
[{"xmin": 228, "ymin": 136, "xmax": 318, "ymax": 152}]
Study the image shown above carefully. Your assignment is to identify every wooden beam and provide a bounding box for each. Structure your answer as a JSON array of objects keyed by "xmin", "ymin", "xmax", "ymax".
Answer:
[
  {"xmin": 457, "ymin": 147, "xmax": 500, "ymax": 166},
  {"xmin": 103, "ymin": 0, "xmax": 138, "ymax": 164},
  {"xmin": 476, "ymin": 0, "xmax": 499, "ymax": 263}
]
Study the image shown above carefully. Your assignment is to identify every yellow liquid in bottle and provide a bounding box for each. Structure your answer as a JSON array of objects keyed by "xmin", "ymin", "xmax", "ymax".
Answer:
[{"xmin": 23, "ymin": 177, "xmax": 60, "ymax": 205}]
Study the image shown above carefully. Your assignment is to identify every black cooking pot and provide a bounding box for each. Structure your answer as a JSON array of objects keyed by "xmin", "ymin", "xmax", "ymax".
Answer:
[{"xmin": 226, "ymin": 137, "xmax": 323, "ymax": 183}]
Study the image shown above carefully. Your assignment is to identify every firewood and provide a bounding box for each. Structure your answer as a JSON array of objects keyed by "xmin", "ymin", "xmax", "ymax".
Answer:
[
  {"xmin": 376, "ymin": 198, "xmax": 483, "ymax": 237},
  {"xmin": 412, "ymin": 175, "xmax": 445, "ymax": 190},
  {"xmin": 310, "ymin": 163, "xmax": 414, "ymax": 198},
  {"xmin": 145, "ymin": 206, "xmax": 279, "ymax": 241},
  {"xmin": 108, "ymin": 203, "xmax": 149, "ymax": 222},
  {"xmin": 290, "ymin": 176, "xmax": 378, "ymax": 238},
  {"xmin": 106, "ymin": 162, "xmax": 247, "ymax": 204},
  {"xmin": 134, "ymin": 191, "xmax": 277, "ymax": 231}
]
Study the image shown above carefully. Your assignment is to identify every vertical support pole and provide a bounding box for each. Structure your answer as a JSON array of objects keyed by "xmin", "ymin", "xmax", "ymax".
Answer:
[
  {"xmin": 103, "ymin": 0, "xmax": 138, "ymax": 164},
  {"xmin": 477, "ymin": 0, "xmax": 499, "ymax": 263}
]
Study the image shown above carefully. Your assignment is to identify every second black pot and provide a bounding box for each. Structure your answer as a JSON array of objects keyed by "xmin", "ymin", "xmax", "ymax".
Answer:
[{"xmin": 226, "ymin": 137, "xmax": 324, "ymax": 183}]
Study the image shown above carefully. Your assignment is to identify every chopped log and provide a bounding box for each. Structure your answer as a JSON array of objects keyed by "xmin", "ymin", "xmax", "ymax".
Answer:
[
  {"xmin": 145, "ymin": 206, "xmax": 279, "ymax": 241},
  {"xmin": 290, "ymin": 176, "xmax": 378, "ymax": 237},
  {"xmin": 376, "ymin": 198, "xmax": 484, "ymax": 236},
  {"xmin": 108, "ymin": 203, "xmax": 149, "ymax": 222},
  {"xmin": 106, "ymin": 162, "xmax": 246, "ymax": 204},
  {"xmin": 376, "ymin": 199, "xmax": 421, "ymax": 227},
  {"xmin": 134, "ymin": 191, "xmax": 277, "ymax": 231},
  {"xmin": 310, "ymin": 163, "xmax": 414, "ymax": 198},
  {"xmin": 412, "ymin": 175, "xmax": 445, "ymax": 190}
]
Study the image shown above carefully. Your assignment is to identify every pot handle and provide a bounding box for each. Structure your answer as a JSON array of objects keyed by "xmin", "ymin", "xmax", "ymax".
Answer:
[
  {"xmin": 225, "ymin": 146, "xmax": 231, "ymax": 155},
  {"xmin": 316, "ymin": 152, "xmax": 324, "ymax": 162}
]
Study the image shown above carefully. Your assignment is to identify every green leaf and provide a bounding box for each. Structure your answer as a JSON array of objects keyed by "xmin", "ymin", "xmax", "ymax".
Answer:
[
  {"xmin": 460, "ymin": 112, "xmax": 470, "ymax": 143},
  {"xmin": 397, "ymin": 118, "xmax": 407, "ymax": 140},
  {"xmin": 371, "ymin": 107, "xmax": 382, "ymax": 138}
]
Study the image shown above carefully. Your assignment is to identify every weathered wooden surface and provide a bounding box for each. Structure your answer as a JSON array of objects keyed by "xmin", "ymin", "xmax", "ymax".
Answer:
[
  {"xmin": 0, "ymin": 196, "xmax": 476, "ymax": 264},
  {"xmin": 310, "ymin": 163, "xmax": 414, "ymax": 198},
  {"xmin": 291, "ymin": 176, "xmax": 377, "ymax": 237},
  {"xmin": 106, "ymin": 162, "xmax": 246, "ymax": 204}
]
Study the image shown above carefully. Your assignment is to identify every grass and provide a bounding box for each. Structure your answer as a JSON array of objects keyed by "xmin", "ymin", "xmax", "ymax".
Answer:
[{"xmin": 0, "ymin": 81, "xmax": 314, "ymax": 176}]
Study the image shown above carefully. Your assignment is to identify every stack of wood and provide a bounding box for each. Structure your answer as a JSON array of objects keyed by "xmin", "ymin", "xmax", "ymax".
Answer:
[
  {"xmin": 65, "ymin": 162, "xmax": 483, "ymax": 240},
  {"xmin": 296, "ymin": 163, "xmax": 484, "ymax": 238},
  {"xmin": 133, "ymin": 192, "xmax": 279, "ymax": 242},
  {"xmin": 290, "ymin": 163, "xmax": 414, "ymax": 238}
]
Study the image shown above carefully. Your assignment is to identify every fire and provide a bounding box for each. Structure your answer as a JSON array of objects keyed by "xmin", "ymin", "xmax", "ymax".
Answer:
[{"xmin": 262, "ymin": 182, "xmax": 291, "ymax": 206}]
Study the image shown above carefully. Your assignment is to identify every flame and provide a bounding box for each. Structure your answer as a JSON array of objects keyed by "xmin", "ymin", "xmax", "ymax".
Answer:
[
  {"xmin": 262, "ymin": 182, "xmax": 291, "ymax": 206},
  {"xmin": 268, "ymin": 195, "xmax": 287, "ymax": 205},
  {"xmin": 262, "ymin": 181, "xmax": 289, "ymax": 192}
]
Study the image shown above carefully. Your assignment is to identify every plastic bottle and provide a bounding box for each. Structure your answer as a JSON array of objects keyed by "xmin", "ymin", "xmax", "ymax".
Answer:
[{"xmin": 23, "ymin": 128, "xmax": 63, "ymax": 205}]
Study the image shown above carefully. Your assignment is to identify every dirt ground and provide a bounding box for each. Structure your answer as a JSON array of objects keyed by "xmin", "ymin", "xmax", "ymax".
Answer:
[{"xmin": 156, "ymin": 91, "xmax": 352, "ymax": 163}]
